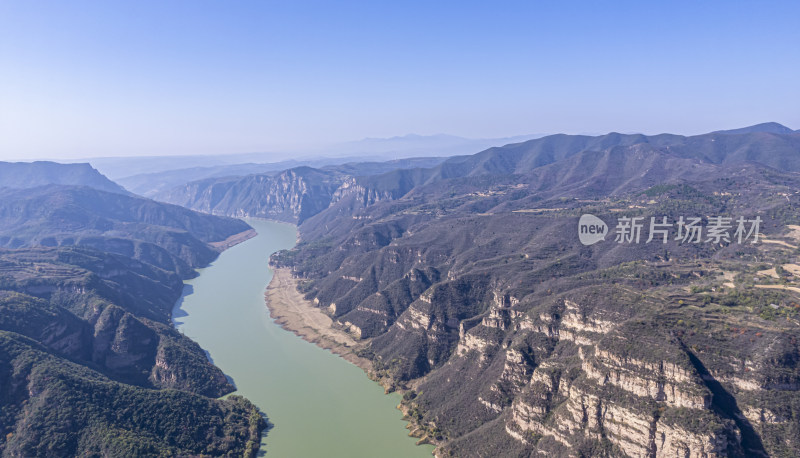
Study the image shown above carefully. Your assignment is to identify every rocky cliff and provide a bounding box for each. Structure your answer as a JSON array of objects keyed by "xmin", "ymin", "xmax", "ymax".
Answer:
[
  {"xmin": 0, "ymin": 183, "xmax": 263, "ymax": 456},
  {"xmin": 270, "ymin": 128, "xmax": 800, "ymax": 457}
]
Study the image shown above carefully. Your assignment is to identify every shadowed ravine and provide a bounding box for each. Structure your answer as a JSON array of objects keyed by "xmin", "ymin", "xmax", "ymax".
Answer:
[{"xmin": 680, "ymin": 340, "xmax": 768, "ymax": 457}]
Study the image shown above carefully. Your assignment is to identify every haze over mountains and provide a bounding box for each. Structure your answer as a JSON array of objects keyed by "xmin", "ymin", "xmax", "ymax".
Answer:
[
  {"xmin": 712, "ymin": 122, "xmax": 798, "ymax": 136},
  {"xmin": 87, "ymin": 120, "xmax": 800, "ymax": 457},
  {"xmin": 152, "ymin": 123, "xmax": 800, "ymax": 226},
  {"xmin": 0, "ymin": 185, "xmax": 253, "ymax": 276},
  {"xmin": 69, "ymin": 133, "xmax": 546, "ymax": 182},
  {"xmin": 260, "ymin": 123, "xmax": 800, "ymax": 456},
  {"xmin": 0, "ymin": 161, "xmax": 127, "ymax": 195},
  {"xmin": 2, "ymin": 122, "xmax": 799, "ymax": 457}
]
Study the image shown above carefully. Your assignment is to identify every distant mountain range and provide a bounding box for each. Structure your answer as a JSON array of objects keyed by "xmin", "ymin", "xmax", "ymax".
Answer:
[
  {"xmin": 0, "ymin": 185, "xmax": 252, "ymax": 276},
  {"xmin": 177, "ymin": 121, "xmax": 797, "ymax": 457},
  {"xmin": 4, "ymin": 122, "xmax": 800, "ymax": 457},
  {"xmin": 116, "ymin": 156, "xmax": 448, "ymax": 197},
  {"xmin": 155, "ymin": 123, "xmax": 800, "ymax": 225},
  {"xmin": 68, "ymin": 133, "xmax": 546, "ymax": 181},
  {"xmin": 322, "ymin": 133, "xmax": 547, "ymax": 158},
  {"xmin": 0, "ymin": 161, "xmax": 127, "ymax": 194},
  {"xmin": 152, "ymin": 157, "xmax": 448, "ymax": 223},
  {"xmin": 712, "ymin": 121, "xmax": 798, "ymax": 135}
]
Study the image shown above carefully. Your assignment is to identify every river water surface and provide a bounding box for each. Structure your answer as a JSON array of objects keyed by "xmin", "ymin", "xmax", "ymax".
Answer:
[{"xmin": 172, "ymin": 219, "xmax": 433, "ymax": 457}]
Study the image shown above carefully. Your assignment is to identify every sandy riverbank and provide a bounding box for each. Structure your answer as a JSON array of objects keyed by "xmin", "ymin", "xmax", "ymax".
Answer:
[
  {"xmin": 209, "ymin": 228, "xmax": 257, "ymax": 251},
  {"xmin": 265, "ymin": 268, "xmax": 372, "ymax": 371},
  {"xmin": 265, "ymin": 267, "xmax": 439, "ymax": 449}
]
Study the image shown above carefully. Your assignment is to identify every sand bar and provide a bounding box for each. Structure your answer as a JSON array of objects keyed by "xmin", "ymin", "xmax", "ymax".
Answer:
[{"xmin": 265, "ymin": 267, "xmax": 372, "ymax": 371}]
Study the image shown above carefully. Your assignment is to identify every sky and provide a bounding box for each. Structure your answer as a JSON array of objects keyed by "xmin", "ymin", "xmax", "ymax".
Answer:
[{"xmin": 1, "ymin": 1, "xmax": 799, "ymax": 160}]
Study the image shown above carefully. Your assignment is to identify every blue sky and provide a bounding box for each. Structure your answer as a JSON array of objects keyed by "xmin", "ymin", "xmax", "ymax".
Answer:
[{"xmin": 1, "ymin": 1, "xmax": 798, "ymax": 159}]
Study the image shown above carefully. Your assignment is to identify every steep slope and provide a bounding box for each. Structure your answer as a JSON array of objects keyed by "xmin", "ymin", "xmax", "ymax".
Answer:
[
  {"xmin": 156, "ymin": 167, "xmax": 344, "ymax": 223},
  {"xmin": 152, "ymin": 158, "xmax": 449, "ymax": 223},
  {"xmin": 665, "ymin": 132, "xmax": 800, "ymax": 170},
  {"xmin": 156, "ymin": 127, "xmax": 798, "ymax": 233},
  {"xmin": 269, "ymin": 132, "xmax": 800, "ymax": 457},
  {"xmin": 0, "ymin": 161, "xmax": 127, "ymax": 194},
  {"xmin": 0, "ymin": 246, "xmax": 234, "ymax": 395},
  {"xmin": 0, "ymin": 185, "xmax": 263, "ymax": 456},
  {"xmin": 0, "ymin": 185, "xmax": 252, "ymax": 276},
  {"xmin": 0, "ymin": 330, "xmax": 263, "ymax": 457}
]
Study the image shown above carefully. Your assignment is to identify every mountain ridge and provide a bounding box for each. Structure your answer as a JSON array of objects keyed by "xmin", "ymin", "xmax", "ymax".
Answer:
[
  {"xmin": 261, "ymin": 124, "xmax": 800, "ymax": 457},
  {"xmin": 0, "ymin": 161, "xmax": 127, "ymax": 195},
  {"xmin": 155, "ymin": 126, "xmax": 800, "ymax": 230},
  {"xmin": 712, "ymin": 122, "xmax": 795, "ymax": 135},
  {"xmin": 0, "ymin": 175, "xmax": 263, "ymax": 456}
]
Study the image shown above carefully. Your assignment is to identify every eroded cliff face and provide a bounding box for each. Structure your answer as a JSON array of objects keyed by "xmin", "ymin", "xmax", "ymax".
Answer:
[
  {"xmin": 331, "ymin": 177, "xmax": 397, "ymax": 208},
  {"xmin": 267, "ymin": 140, "xmax": 800, "ymax": 457},
  {"xmin": 395, "ymin": 284, "xmax": 797, "ymax": 458},
  {"xmin": 0, "ymin": 248, "xmax": 236, "ymax": 398},
  {"xmin": 501, "ymin": 299, "xmax": 735, "ymax": 457},
  {"xmin": 294, "ymin": 250, "xmax": 746, "ymax": 456},
  {"xmin": 156, "ymin": 168, "xmax": 396, "ymax": 224},
  {"xmin": 276, "ymin": 241, "xmax": 799, "ymax": 457},
  {"xmin": 0, "ymin": 182, "xmax": 264, "ymax": 456}
]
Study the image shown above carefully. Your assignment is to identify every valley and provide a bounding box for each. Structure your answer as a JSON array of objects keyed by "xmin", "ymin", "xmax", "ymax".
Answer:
[
  {"xmin": 4, "ymin": 3, "xmax": 797, "ymax": 456},
  {"xmin": 172, "ymin": 218, "xmax": 433, "ymax": 457},
  {"xmin": 1, "ymin": 123, "xmax": 799, "ymax": 457},
  {"xmin": 251, "ymin": 126, "xmax": 800, "ymax": 457}
]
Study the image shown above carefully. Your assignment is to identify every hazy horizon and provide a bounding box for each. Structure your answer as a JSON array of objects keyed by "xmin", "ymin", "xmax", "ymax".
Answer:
[
  {"xmin": 2, "ymin": 1, "xmax": 799, "ymax": 160},
  {"xmin": 3, "ymin": 123, "xmax": 796, "ymax": 164}
]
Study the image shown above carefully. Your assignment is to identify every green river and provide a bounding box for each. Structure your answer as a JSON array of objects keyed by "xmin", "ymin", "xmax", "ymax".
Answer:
[{"xmin": 172, "ymin": 218, "xmax": 434, "ymax": 457}]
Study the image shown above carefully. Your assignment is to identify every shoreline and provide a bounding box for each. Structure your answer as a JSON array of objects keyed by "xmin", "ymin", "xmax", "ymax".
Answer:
[
  {"xmin": 264, "ymin": 267, "xmax": 441, "ymax": 453},
  {"xmin": 209, "ymin": 228, "xmax": 257, "ymax": 251},
  {"xmin": 264, "ymin": 267, "xmax": 372, "ymax": 371}
]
